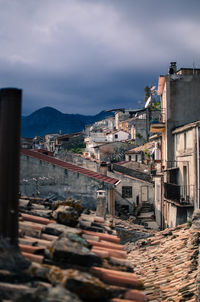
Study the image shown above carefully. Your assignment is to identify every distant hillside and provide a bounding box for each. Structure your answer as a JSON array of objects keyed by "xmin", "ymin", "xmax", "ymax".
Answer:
[{"xmin": 21, "ymin": 107, "xmax": 114, "ymax": 138}]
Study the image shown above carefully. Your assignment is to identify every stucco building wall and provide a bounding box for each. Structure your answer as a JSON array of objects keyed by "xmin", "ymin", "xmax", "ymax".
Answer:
[
  {"xmin": 107, "ymin": 170, "xmax": 154, "ymax": 206},
  {"xmin": 57, "ymin": 152, "xmax": 99, "ymax": 172},
  {"xmin": 20, "ymin": 154, "xmax": 112, "ymax": 210},
  {"xmin": 165, "ymin": 75, "xmax": 200, "ymax": 164}
]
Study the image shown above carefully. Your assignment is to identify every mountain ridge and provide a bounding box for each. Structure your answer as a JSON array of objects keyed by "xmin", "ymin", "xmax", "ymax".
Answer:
[{"xmin": 21, "ymin": 106, "xmax": 114, "ymax": 138}]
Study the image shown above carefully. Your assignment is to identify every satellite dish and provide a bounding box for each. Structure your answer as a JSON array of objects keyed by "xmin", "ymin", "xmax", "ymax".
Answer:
[
  {"xmin": 145, "ymin": 96, "xmax": 152, "ymax": 108},
  {"xmin": 150, "ymin": 86, "xmax": 156, "ymax": 91}
]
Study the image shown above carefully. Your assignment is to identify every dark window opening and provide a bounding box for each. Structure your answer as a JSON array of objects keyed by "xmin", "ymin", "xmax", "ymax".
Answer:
[
  {"xmin": 184, "ymin": 133, "xmax": 187, "ymax": 150},
  {"xmin": 136, "ymin": 195, "xmax": 139, "ymax": 207},
  {"xmin": 122, "ymin": 186, "xmax": 132, "ymax": 198},
  {"xmin": 168, "ymin": 169, "xmax": 179, "ymax": 184}
]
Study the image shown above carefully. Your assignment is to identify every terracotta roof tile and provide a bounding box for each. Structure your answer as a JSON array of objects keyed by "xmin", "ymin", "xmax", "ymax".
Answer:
[
  {"xmin": 87, "ymin": 239, "xmax": 125, "ymax": 251},
  {"xmin": 127, "ymin": 224, "xmax": 199, "ymax": 300},
  {"xmin": 21, "ymin": 213, "xmax": 56, "ymax": 225},
  {"xmin": 21, "ymin": 252, "xmax": 44, "ymax": 264},
  {"xmin": 92, "ymin": 246, "xmax": 127, "ymax": 259},
  {"xmin": 13, "ymin": 196, "xmax": 148, "ymax": 301},
  {"xmin": 19, "ymin": 236, "xmax": 51, "ymax": 248},
  {"xmin": 91, "ymin": 266, "xmax": 143, "ymax": 289},
  {"xmin": 82, "ymin": 230, "xmax": 121, "ymax": 244},
  {"xmin": 19, "ymin": 244, "xmax": 45, "ymax": 254}
]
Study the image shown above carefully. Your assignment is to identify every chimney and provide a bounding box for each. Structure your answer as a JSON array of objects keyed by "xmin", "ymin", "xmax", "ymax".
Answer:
[
  {"xmin": 100, "ymin": 162, "xmax": 108, "ymax": 176},
  {"xmin": 168, "ymin": 62, "xmax": 177, "ymax": 75},
  {"xmin": 0, "ymin": 88, "xmax": 22, "ymax": 245},
  {"xmin": 96, "ymin": 190, "xmax": 106, "ymax": 218}
]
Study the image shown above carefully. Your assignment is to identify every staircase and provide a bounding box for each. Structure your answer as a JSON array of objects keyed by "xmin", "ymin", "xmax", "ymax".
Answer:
[
  {"xmin": 136, "ymin": 202, "xmax": 159, "ymax": 230},
  {"xmin": 115, "ymin": 190, "xmax": 134, "ymax": 219}
]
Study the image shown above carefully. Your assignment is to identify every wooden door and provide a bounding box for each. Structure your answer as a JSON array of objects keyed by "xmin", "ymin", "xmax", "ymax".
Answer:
[{"xmin": 141, "ymin": 186, "xmax": 148, "ymax": 202}]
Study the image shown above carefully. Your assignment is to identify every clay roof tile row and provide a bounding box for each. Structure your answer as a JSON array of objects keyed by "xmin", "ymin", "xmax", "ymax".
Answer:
[
  {"xmin": 127, "ymin": 224, "xmax": 199, "ymax": 300},
  {"xmin": 16, "ymin": 197, "xmax": 147, "ymax": 301}
]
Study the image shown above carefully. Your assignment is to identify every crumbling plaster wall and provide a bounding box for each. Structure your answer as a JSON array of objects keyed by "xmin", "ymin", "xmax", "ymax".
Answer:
[
  {"xmin": 57, "ymin": 152, "xmax": 99, "ymax": 172},
  {"xmin": 166, "ymin": 75, "xmax": 200, "ymax": 163},
  {"xmin": 20, "ymin": 154, "xmax": 109, "ymax": 209},
  {"xmin": 164, "ymin": 201, "xmax": 193, "ymax": 228}
]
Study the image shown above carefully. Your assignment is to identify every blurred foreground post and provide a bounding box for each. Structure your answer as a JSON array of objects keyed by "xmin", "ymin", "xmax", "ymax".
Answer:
[{"xmin": 0, "ymin": 88, "xmax": 22, "ymax": 245}]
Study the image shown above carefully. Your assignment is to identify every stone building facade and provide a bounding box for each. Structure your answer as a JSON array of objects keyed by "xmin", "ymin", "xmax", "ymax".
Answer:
[{"xmin": 20, "ymin": 149, "xmax": 119, "ymax": 212}]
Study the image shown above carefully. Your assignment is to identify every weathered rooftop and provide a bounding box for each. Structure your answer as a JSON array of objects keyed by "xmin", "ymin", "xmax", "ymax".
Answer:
[
  {"xmin": 0, "ymin": 195, "xmax": 149, "ymax": 301},
  {"xmin": 116, "ymin": 161, "xmax": 149, "ymax": 174},
  {"xmin": 126, "ymin": 141, "xmax": 154, "ymax": 154},
  {"xmin": 127, "ymin": 222, "xmax": 199, "ymax": 301},
  {"xmin": 1, "ymin": 193, "xmax": 199, "ymax": 301},
  {"xmin": 172, "ymin": 119, "xmax": 200, "ymax": 134}
]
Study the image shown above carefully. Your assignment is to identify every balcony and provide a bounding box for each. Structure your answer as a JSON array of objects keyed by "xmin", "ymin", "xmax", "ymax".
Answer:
[
  {"xmin": 164, "ymin": 183, "xmax": 194, "ymax": 206},
  {"xmin": 150, "ymin": 111, "xmax": 165, "ymax": 133}
]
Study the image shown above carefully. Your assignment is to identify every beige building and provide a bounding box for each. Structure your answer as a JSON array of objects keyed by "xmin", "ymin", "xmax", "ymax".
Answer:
[
  {"xmin": 151, "ymin": 63, "xmax": 200, "ymax": 228},
  {"xmin": 84, "ymin": 130, "xmax": 129, "ymax": 159},
  {"xmin": 164, "ymin": 121, "xmax": 200, "ymax": 226},
  {"xmin": 125, "ymin": 141, "xmax": 155, "ymax": 163}
]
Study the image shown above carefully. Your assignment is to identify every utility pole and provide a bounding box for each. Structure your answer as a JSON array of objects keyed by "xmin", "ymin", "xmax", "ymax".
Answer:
[{"xmin": 0, "ymin": 88, "xmax": 22, "ymax": 245}]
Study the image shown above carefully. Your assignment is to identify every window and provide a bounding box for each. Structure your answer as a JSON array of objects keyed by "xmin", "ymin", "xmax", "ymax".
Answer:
[
  {"xmin": 184, "ymin": 132, "xmax": 187, "ymax": 150},
  {"xmin": 129, "ymin": 155, "xmax": 131, "ymax": 161},
  {"xmin": 176, "ymin": 134, "xmax": 180, "ymax": 151},
  {"xmin": 115, "ymin": 134, "xmax": 118, "ymax": 139},
  {"xmin": 122, "ymin": 186, "xmax": 132, "ymax": 198}
]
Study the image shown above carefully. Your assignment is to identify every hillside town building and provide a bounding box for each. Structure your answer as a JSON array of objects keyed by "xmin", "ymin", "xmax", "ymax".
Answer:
[{"xmin": 151, "ymin": 63, "xmax": 200, "ymax": 228}]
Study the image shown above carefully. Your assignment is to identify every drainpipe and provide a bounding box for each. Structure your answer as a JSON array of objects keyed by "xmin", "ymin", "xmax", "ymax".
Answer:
[
  {"xmin": 196, "ymin": 126, "xmax": 200, "ymax": 208},
  {"xmin": 0, "ymin": 88, "xmax": 22, "ymax": 245},
  {"xmin": 161, "ymin": 174, "xmax": 164, "ymax": 230},
  {"xmin": 146, "ymin": 108, "xmax": 150, "ymax": 141}
]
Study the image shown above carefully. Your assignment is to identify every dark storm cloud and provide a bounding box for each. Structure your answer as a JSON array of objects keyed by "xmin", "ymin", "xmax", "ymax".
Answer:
[{"xmin": 0, "ymin": 0, "xmax": 200, "ymax": 115}]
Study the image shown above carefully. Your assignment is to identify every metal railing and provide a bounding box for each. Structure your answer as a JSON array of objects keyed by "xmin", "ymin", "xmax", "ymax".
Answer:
[
  {"xmin": 113, "ymin": 163, "xmax": 152, "ymax": 183},
  {"xmin": 165, "ymin": 160, "xmax": 189, "ymax": 169},
  {"xmin": 151, "ymin": 109, "xmax": 166, "ymax": 124},
  {"xmin": 164, "ymin": 183, "xmax": 195, "ymax": 205}
]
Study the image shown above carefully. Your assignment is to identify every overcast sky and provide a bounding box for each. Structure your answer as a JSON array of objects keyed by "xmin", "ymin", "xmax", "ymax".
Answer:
[{"xmin": 0, "ymin": 0, "xmax": 200, "ymax": 115}]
